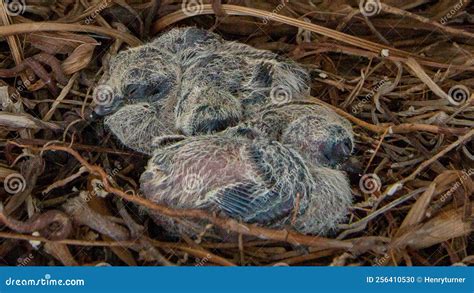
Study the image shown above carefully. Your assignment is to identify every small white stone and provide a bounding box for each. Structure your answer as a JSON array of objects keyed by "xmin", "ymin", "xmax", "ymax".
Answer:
[
  {"xmin": 318, "ymin": 72, "xmax": 328, "ymax": 79},
  {"xmin": 29, "ymin": 232, "xmax": 42, "ymax": 249},
  {"xmin": 381, "ymin": 49, "xmax": 390, "ymax": 57}
]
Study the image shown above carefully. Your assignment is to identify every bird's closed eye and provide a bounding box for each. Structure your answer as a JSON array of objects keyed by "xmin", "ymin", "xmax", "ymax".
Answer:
[
  {"xmin": 321, "ymin": 137, "xmax": 353, "ymax": 167},
  {"xmin": 124, "ymin": 79, "xmax": 172, "ymax": 102}
]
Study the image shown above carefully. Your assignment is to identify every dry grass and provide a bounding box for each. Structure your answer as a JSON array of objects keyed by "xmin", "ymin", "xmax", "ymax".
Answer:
[{"xmin": 0, "ymin": 0, "xmax": 472, "ymax": 266}]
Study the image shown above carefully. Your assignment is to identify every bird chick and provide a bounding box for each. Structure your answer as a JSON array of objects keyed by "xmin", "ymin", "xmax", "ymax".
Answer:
[
  {"xmin": 93, "ymin": 43, "xmax": 179, "ymax": 154},
  {"xmin": 94, "ymin": 43, "xmax": 179, "ymax": 117},
  {"xmin": 140, "ymin": 135, "xmax": 352, "ymax": 236},
  {"xmin": 93, "ymin": 27, "xmax": 310, "ymax": 153},
  {"xmin": 174, "ymin": 34, "xmax": 311, "ymax": 135},
  {"xmin": 224, "ymin": 102, "xmax": 354, "ymax": 168}
]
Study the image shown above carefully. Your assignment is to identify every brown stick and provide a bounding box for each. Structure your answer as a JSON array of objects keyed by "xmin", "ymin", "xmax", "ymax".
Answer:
[{"xmin": 0, "ymin": 22, "xmax": 141, "ymax": 47}]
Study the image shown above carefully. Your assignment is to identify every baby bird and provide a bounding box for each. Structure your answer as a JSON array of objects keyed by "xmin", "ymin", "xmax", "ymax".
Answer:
[
  {"xmin": 94, "ymin": 27, "xmax": 310, "ymax": 153},
  {"xmin": 224, "ymin": 102, "xmax": 354, "ymax": 168},
  {"xmin": 92, "ymin": 27, "xmax": 355, "ymax": 236},
  {"xmin": 94, "ymin": 42, "xmax": 179, "ymax": 154},
  {"xmin": 140, "ymin": 135, "xmax": 352, "ymax": 235},
  {"xmin": 141, "ymin": 102, "xmax": 354, "ymax": 236}
]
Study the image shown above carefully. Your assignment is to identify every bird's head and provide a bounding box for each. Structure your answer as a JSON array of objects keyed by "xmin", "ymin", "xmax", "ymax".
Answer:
[
  {"xmin": 281, "ymin": 115, "xmax": 354, "ymax": 168},
  {"xmin": 93, "ymin": 44, "xmax": 179, "ymax": 117}
]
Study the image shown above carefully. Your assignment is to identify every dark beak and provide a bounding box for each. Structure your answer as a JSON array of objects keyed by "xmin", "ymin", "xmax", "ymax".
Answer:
[{"xmin": 340, "ymin": 138, "xmax": 353, "ymax": 158}]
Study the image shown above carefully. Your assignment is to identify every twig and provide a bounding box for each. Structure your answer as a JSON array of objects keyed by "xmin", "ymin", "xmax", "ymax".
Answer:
[
  {"xmin": 0, "ymin": 204, "xmax": 72, "ymax": 240},
  {"xmin": 42, "ymin": 166, "xmax": 88, "ymax": 194},
  {"xmin": 0, "ymin": 22, "xmax": 141, "ymax": 47}
]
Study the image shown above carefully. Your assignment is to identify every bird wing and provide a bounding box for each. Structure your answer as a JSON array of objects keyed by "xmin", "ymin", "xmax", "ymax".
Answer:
[
  {"xmin": 211, "ymin": 181, "xmax": 292, "ymax": 224},
  {"xmin": 212, "ymin": 139, "xmax": 314, "ymax": 224}
]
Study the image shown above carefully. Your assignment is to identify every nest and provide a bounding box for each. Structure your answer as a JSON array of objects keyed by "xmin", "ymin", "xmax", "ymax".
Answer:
[{"xmin": 0, "ymin": 0, "xmax": 472, "ymax": 266}]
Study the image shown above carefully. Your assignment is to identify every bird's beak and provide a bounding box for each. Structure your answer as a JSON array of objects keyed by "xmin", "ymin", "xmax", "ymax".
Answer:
[{"xmin": 340, "ymin": 139, "xmax": 352, "ymax": 158}]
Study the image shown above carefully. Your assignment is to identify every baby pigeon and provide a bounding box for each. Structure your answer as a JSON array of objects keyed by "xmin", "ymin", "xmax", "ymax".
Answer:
[
  {"xmin": 142, "ymin": 102, "xmax": 354, "ymax": 235},
  {"xmin": 224, "ymin": 102, "xmax": 354, "ymax": 168},
  {"xmin": 140, "ymin": 135, "xmax": 352, "ymax": 236},
  {"xmin": 94, "ymin": 27, "xmax": 310, "ymax": 154}
]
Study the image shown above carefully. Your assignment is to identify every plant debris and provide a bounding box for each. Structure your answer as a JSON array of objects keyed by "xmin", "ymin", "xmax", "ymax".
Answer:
[{"xmin": 0, "ymin": 0, "xmax": 472, "ymax": 266}]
